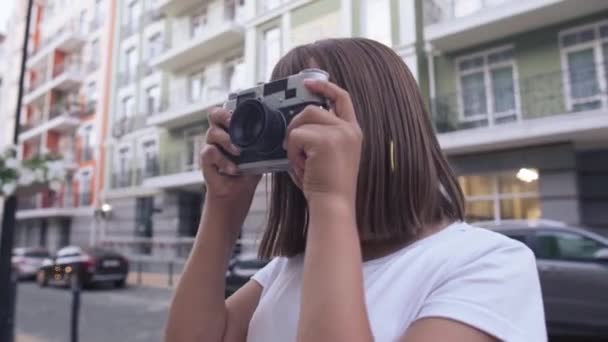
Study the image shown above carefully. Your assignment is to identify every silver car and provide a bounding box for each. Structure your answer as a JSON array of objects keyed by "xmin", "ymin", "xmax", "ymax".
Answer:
[
  {"xmin": 477, "ymin": 220, "xmax": 608, "ymax": 339},
  {"xmin": 11, "ymin": 247, "xmax": 51, "ymax": 280}
]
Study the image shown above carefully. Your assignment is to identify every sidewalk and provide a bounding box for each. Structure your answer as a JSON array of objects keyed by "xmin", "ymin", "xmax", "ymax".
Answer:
[{"xmin": 127, "ymin": 271, "xmax": 181, "ymax": 289}]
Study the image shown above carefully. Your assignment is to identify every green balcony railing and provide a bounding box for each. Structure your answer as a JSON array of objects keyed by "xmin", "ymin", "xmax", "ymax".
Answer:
[{"xmin": 430, "ymin": 64, "xmax": 608, "ymax": 134}]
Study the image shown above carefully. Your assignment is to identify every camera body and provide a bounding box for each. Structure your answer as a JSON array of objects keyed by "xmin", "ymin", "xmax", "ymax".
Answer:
[{"xmin": 224, "ymin": 68, "xmax": 329, "ymax": 174}]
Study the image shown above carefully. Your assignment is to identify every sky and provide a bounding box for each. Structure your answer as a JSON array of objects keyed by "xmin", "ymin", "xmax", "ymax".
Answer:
[{"xmin": 0, "ymin": 0, "xmax": 15, "ymax": 35}]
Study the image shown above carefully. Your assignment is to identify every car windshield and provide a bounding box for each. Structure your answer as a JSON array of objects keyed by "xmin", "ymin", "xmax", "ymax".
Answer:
[{"xmin": 24, "ymin": 250, "xmax": 50, "ymax": 258}]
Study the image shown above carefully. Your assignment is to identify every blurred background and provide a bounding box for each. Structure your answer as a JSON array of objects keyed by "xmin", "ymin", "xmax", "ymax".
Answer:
[{"xmin": 0, "ymin": 0, "xmax": 607, "ymax": 341}]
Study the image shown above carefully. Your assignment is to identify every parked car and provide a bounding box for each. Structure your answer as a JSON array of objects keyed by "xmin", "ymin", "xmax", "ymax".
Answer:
[
  {"xmin": 11, "ymin": 247, "xmax": 50, "ymax": 280},
  {"xmin": 225, "ymin": 254, "xmax": 268, "ymax": 298},
  {"xmin": 37, "ymin": 246, "xmax": 129, "ymax": 289},
  {"xmin": 477, "ymin": 219, "xmax": 608, "ymax": 338}
]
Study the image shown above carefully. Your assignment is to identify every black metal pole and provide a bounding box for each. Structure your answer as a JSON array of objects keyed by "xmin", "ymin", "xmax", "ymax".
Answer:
[
  {"xmin": 70, "ymin": 265, "xmax": 81, "ymax": 342},
  {"xmin": 0, "ymin": 1, "xmax": 34, "ymax": 341}
]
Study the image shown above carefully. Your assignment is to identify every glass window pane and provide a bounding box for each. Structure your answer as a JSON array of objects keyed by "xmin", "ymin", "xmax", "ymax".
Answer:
[
  {"xmin": 500, "ymin": 197, "xmax": 541, "ymax": 220},
  {"xmin": 459, "ymin": 56, "xmax": 484, "ymax": 71},
  {"xmin": 537, "ymin": 232, "xmax": 603, "ymax": 260},
  {"xmin": 458, "ymin": 174, "xmax": 493, "ymax": 196},
  {"xmin": 487, "ymin": 49, "xmax": 514, "ymax": 64},
  {"xmin": 562, "ymin": 29, "xmax": 595, "ymax": 47},
  {"xmin": 601, "ymin": 25, "xmax": 608, "ymax": 39},
  {"xmin": 363, "ymin": 0, "xmax": 392, "ymax": 46},
  {"xmin": 567, "ymin": 49, "xmax": 600, "ymax": 100},
  {"xmin": 465, "ymin": 200, "xmax": 494, "ymax": 221},
  {"xmin": 461, "ymin": 72, "xmax": 487, "ymax": 117},
  {"xmin": 491, "ymin": 66, "xmax": 516, "ymax": 114},
  {"xmin": 263, "ymin": 27, "xmax": 281, "ymax": 81},
  {"xmin": 498, "ymin": 170, "xmax": 539, "ymax": 194}
]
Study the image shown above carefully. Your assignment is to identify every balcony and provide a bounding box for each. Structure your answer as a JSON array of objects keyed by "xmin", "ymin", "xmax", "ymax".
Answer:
[
  {"xmin": 112, "ymin": 115, "xmax": 147, "ymax": 138},
  {"xmin": 27, "ymin": 21, "xmax": 87, "ymax": 68},
  {"xmin": 430, "ymin": 65, "xmax": 608, "ymax": 154},
  {"xmin": 111, "ymin": 170, "xmax": 134, "ymax": 189},
  {"xmin": 151, "ymin": 19, "xmax": 244, "ymax": 72},
  {"xmin": 155, "ymin": 0, "xmax": 201, "ymax": 16},
  {"xmin": 23, "ymin": 63, "xmax": 84, "ymax": 105},
  {"xmin": 16, "ymin": 191, "xmax": 92, "ymax": 220},
  {"xmin": 424, "ymin": 0, "xmax": 608, "ymax": 52},
  {"xmin": 19, "ymin": 104, "xmax": 81, "ymax": 142},
  {"xmin": 147, "ymin": 86, "xmax": 226, "ymax": 129},
  {"xmin": 143, "ymin": 153, "xmax": 203, "ymax": 190}
]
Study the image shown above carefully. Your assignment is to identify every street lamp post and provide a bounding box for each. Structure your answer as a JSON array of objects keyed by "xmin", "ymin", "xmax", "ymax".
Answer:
[{"xmin": 0, "ymin": 1, "xmax": 34, "ymax": 341}]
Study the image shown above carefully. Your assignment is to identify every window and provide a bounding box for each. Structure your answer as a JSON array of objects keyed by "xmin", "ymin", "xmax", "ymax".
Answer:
[
  {"xmin": 191, "ymin": 7, "xmax": 208, "ymax": 37},
  {"xmin": 457, "ymin": 47, "xmax": 518, "ymax": 126},
  {"xmin": 116, "ymin": 146, "xmax": 132, "ymax": 187},
  {"xmin": 560, "ymin": 21, "xmax": 608, "ymax": 112},
  {"xmin": 535, "ymin": 231, "xmax": 605, "ymax": 260},
  {"xmin": 185, "ymin": 130, "xmax": 204, "ymax": 170},
  {"xmin": 262, "ymin": 27, "xmax": 281, "ymax": 81},
  {"xmin": 146, "ymin": 85, "xmax": 160, "ymax": 114},
  {"xmin": 94, "ymin": 0, "xmax": 104, "ymax": 22},
  {"xmin": 148, "ymin": 33, "xmax": 163, "ymax": 59},
  {"xmin": 122, "ymin": 96, "xmax": 135, "ymax": 117},
  {"xmin": 80, "ymin": 125, "xmax": 95, "ymax": 162},
  {"xmin": 79, "ymin": 9, "xmax": 87, "ymax": 33},
  {"xmin": 225, "ymin": 57, "xmax": 245, "ymax": 92},
  {"xmin": 189, "ymin": 69, "xmax": 206, "ymax": 102},
  {"xmin": 127, "ymin": 1, "xmax": 141, "ymax": 30},
  {"xmin": 362, "ymin": 0, "xmax": 392, "ymax": 46},
  {"xmin": 459, "ymin": 169, "xmax": 541, "ymax": 222},
  {"xmin": 224, "ymin": 0, "xmax": 237, "ymax": 20},
  {"xmin": 78, "ymin": 170, "xmax": 92, "ymax": 206},
  {"xmin": 126, "ymin": 47, "xmax": 138, "ymax": 81},
  {"xmin": 90, "ymin": 39, "xmax": 100, "ymax": 67},
  {"xmin": 86, "ymin": 81, "xmax": 97, "ymax": 102},
  {"xmin": 140, "ymin": 139, "xmax": 158, "ymax": 178}
]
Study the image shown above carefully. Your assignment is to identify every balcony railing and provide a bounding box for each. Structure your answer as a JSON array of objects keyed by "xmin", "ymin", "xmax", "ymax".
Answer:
[
  {"xmin": 157, "ymin": 153, "xmax": 199, "ymax": 177},
  {"xmin": 430, "ymin": 64, "xmax": 608, "ymax": 134},
  {"xmin": 17, "ymin": 190, "xmax": 76, "ymax": 211},
  {"xmin": 111, "ymin": 170, "xmax": 134, "ymax": 189},
  {"xmin": 112, "ymin": 115, "xmax": 147, "ymax": 138},
  {"xmin": 28, "ymin": 19, "xmax": 87, "ymax": 58},
  {"xmin": 424, "ymin": 0, "xmax": 511, "ymax": 26},
  {"xmin": 143, "ymin": 157, "xmax": 161, "ymax": 178},
  {"xmin": 79, "ymin": 192, "xmax": 93, "ymax": 206},
  {"xmin": 160, "ymin": 16, "xmax": 238, "ymax": 53},
  {"xmin": 153, "ymin": 85, "xmax": 226, "ymax": 115},
  {"xmin": 52, "ymin": 61, "xmax": 83, "ymax": 79}
]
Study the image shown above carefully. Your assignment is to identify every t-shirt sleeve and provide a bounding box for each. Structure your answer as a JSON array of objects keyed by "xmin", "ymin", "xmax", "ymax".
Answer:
[
  {"xmin": 251, "ymin": 257, "xmax": 285, "ymax": 292},
  {"xmin": 416, "ymin": 238, "xmax": 547, "ymax": 342}
]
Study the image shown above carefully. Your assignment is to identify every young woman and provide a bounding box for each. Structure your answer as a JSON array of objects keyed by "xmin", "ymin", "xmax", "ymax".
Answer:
[{"xmin": 165, "ymin": 38, "xmax": 546, "ymax": 342}]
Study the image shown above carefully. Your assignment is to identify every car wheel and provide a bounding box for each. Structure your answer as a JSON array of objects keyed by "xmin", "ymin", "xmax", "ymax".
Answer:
[
  {"xmin": 114, "ymin": 278, "xmax": 126, "ymax": 288},
  {"xmin": 36, "ymin": 270, "xmax": 47, "ymax": 287}
]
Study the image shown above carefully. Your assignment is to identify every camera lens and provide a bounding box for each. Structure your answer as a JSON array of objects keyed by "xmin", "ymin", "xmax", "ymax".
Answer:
[{"xmin": 229, "ymin": 99, "xmax": 285, "ymax": 154}]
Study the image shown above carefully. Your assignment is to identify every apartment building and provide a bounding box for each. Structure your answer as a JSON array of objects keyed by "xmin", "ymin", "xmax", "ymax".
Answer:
[
  {"xmin": 102, "ymin": 0, "xmax": 423, "ymax": 258},
  {"xmin": 424, "ymin": 0, "xmax": 608, "ymax": 229},
  {"xmin": 13, "ymin": 0, "xmax": 117, "ymax": 252}
]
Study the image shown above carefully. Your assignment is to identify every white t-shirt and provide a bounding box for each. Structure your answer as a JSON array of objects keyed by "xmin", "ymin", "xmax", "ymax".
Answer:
[{"xmin": 247, "ymin": 222, "xmax": 547, "ymax": 342}]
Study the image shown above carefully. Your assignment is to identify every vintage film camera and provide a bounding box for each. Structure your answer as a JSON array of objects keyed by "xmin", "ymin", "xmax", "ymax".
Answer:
[{"xmin": 224, "ymin": 68, "xmax": 329, "ymax": 174}]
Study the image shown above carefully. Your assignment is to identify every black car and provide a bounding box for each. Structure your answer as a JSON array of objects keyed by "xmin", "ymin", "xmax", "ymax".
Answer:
[
  {"xmin": 225, "ymin": 255, "xmax": 268, "ymax": 297},
  {"xmin": 478, "ymin": 219, "xmax": 608, "ymax": 339},
  {"xmin": 37, "ymin": 246, "xmax": 129, "ymax": 289}
]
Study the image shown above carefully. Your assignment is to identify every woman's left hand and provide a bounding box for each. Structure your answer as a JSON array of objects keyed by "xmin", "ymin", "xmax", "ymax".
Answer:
[{"xmin": 285, "ymin": 79, "xmax": 363, "ymax": 207}]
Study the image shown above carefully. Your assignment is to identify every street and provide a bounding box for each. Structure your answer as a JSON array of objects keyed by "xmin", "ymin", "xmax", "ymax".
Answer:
[{"xmin": 16, "ymin": 282, "xmax": 172, "ymax": 342}]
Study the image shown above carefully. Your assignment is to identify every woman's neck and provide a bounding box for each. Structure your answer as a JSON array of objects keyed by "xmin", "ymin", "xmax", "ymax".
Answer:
[{"xmin": 360, "ymin": 220, "xmax": 452, "ymax": 262}]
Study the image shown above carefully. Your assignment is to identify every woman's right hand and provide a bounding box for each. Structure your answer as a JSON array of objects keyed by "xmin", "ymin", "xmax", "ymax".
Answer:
[{"xmin": 200, "ymin": 107, "xmax": 262, "ymax": 209}]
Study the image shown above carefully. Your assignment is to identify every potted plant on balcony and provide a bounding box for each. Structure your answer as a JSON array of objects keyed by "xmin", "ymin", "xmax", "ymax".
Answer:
[{"xmin": 0, "ymin": 146, "xmax": 67, "ymax": 197}]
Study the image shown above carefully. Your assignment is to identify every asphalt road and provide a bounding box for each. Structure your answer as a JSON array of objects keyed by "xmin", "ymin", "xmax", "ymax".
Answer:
[{"xmin": 16, "ymin": 282, "xmax": 172, "ymax": 342}]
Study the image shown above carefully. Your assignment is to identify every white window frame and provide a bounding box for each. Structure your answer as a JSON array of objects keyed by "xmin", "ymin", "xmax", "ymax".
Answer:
[
  {"xmin": 224, "ymin": 56, "xmax": 245, "ymax": 92},
  {"xmin": 125, "ymin": 46, "xmax": 138, "ymax": 81},
  {"xmin": 76, "ymin": 166, "xmax": 94, "ymax": 206},
  {"xmin": 454, "ymin": 44, "xmax": 521, "ymax": 125},
  {"xmin": 559, "ymin": 19, "xmax": 608, "ymax": 111},
  {"xmin": 190, "ymin": 6, "xmax": 208, "ymax": 38},
  {"xmin": 183, "ymin": 128, "xmax": 205, "ymax": 171},
  {"xmin": 78, "ymin": 123, "xmax": 95, "ymax": 162},
  {"xmin": 115, "ymin": 144, "xmax": 133, "ymax": 176},
  {"xmin": 138, "ymin": 135, "xmax": 159, "ymax": 175},
  {"xmin": 121, "ymin": 95, "xmax": 135, "ymax": 118},
  {"xmin": 260, "ymin": 26, "xmax": 282, "ymax": 81},
  {"xmin": 188, "ymin": 68, "xmax": 207, "ymax": 103},
  {"xmin": 145, "ymin": 85, "xmax": 161, "ymax": 114},
  {"xmin": 147, "ymin": 32, "xmax": 163, "ymax": 59},
  {"xmin": 460, "ymin": 171, "xmax": 540, "ymax": 223}
]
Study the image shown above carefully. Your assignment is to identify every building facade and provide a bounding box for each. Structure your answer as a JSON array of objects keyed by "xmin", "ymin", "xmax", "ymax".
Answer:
[
  {"xmin": 101, "ymin": 0, "xmax": 422, "ymax": 259},
  {"xmin": 424, "ymin": 0, "xmax": 608, "ymax": 230},
  {"xmin": 14, "ymin": 0, "xmax": 117, "ymax": 252}
]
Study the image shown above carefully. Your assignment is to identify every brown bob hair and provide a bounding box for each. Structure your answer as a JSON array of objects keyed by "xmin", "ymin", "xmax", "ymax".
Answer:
[{"xmin": 258, "ymin": 38, "xmax": 464, "ymax": 259}]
